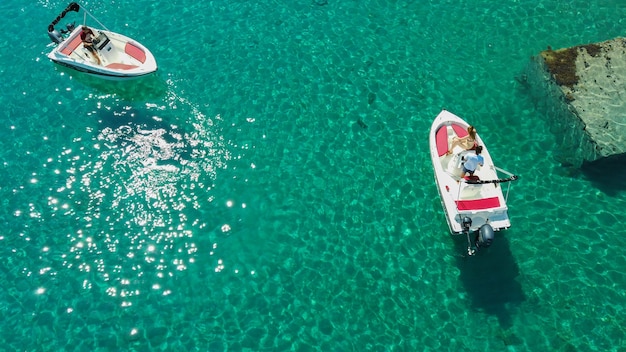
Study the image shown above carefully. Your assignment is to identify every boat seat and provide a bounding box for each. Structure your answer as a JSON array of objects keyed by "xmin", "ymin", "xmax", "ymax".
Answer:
[
  {"xmin": 456, "ymin": 197, "xmax": 501, "ymax": 211},
  {"xmin": 60, "ymin": 35, "xmax": 83, "ymax": 56},
  {"xmin": 449, "ymin": 123, "xmax": 478, "ymax": 152},
  {"xmin": 125, "ymin": 43, "xmax": 146, "ymax": 63},
  {"xmin": 106, "ymin": 63, "xmax": 139, "ymax": 70},
  {"xmin": 451, "ymin": 124, "xmax": 468, "ymax": 138},
  {"xmin": 436, "ymin": 126, "xmax": 449, "ymax": 156}
]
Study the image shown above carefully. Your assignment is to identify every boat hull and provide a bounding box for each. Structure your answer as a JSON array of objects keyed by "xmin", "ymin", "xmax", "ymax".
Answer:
[{"xmin": 429, "ymin": 110, "xmax": 512, "ymax": 234}]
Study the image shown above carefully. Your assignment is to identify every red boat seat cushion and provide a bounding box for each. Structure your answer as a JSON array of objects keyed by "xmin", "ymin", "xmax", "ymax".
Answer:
[
  {"xmin": 451, "ymin": 123, "xmax": 477, "ymax": 150},
  {"xmin": 451, "ymin": 124, "xmax": 468, "ymax": 138},
  {"xmin": 106, "ymin": 63, "xmax": 139, "ymax": 70},
  {"xmin": 456, "ymin": 197, "xmax": 501, "ymax": 210},
  {"xmin": 436, "ymin": 126, "xmax": 449, "ymax": 156},
  {"xmin": 125, "ymin": 43, "xmax": 146, "ymax": 63},
  {"xmin": 60, "ymin": 35, "xmax": 83, "ymax": 55}
]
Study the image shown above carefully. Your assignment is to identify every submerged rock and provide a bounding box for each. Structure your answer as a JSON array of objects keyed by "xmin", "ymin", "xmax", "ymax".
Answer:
[{"xmin": 523, "ymin": 38, "xmax": 626, "ymax": 166}]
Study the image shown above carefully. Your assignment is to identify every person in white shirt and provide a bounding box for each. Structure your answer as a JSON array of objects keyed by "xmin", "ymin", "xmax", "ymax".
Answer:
[{"xmin": 461, "ymin": 146, "xmax": 484, "ymax": 179}]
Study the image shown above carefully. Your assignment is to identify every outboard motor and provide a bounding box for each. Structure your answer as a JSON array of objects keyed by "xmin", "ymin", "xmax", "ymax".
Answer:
[
  {"xmin": 48, "ymin": 29, "xmax": 64, "ymax": 44},
  {"xmin": 476, "ymin": 224, "xmax": 495, "ymax": 248},
  {"xmin": 461, "ymin": 217, "xmax": 476, "ymax": 256},
  {"xmin": 461, "ymin": 217, "xmax": 472, "ymax": 232},
  {"xmin": 65, "ymin": 22, "xmax": 76, "ymax": 33}
]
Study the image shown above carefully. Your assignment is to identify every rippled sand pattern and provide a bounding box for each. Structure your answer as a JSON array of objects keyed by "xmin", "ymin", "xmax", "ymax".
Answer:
[{"xmin": 1, "ymin": 0, "xmax": 626, "ymax": 350}]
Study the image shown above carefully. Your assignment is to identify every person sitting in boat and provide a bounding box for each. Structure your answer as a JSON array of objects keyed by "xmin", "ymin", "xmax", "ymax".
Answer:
[
  {"xmin": 80, "ymin": 26, "xmax": 101, "ymax": 65},
  {"xmin": 460, "ymin": 146, "xmax": 484, "ymax": 179},
  {"xmin": 447, "ymin": 125, "xmax": 477, "ymax": 155}
]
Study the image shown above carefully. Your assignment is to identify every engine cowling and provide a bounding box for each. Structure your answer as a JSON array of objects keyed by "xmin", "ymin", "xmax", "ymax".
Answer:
[{"xmin": 476, "ymin": 224, "xmax": 494, "ymax": 248}]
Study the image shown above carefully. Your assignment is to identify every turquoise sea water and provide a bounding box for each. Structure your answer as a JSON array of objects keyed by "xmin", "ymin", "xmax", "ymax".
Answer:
[{"xmin": 2, "ymin": 0, "xmax": 626, "ymax": 350}]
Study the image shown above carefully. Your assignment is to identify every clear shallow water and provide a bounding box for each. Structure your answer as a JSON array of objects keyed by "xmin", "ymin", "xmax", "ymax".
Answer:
[{"xmin": 2, "ymin": 0, "xmax": 626, "ymax": 350}]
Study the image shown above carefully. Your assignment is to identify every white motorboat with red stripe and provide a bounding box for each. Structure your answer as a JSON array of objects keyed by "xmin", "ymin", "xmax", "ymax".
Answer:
[
  {"xmin": 430, "ymin": 109, "xmax": 518, "ymax": 256},
  {"xmin": 47, "ymin": 2, "xmax": 157, "ymax": 79}
]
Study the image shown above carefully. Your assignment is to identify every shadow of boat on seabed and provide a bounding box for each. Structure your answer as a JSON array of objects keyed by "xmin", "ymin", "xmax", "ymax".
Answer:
[
  {"xmin": 452, "ymin": 232, "xmax": 525, "ymax": 328},
  {"xmin": 53, "ymin": 64, "xmax": 168, "ymax": 101}
]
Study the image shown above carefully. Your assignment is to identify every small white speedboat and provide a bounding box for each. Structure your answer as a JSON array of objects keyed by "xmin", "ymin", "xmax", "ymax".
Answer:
[
  {"xmin": 429, "ymin": 109, "xmax": 518, "ymax": 256},
  {"xmin": 47, "ymin": 2, "xmax": 157, "ymax": 79}
]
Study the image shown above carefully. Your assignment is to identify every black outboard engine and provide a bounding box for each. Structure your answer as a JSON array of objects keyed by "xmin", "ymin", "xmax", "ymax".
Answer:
[
  {"xmin": 461, "ymin": 217, "xmax": 476, "ymax": 256},
  {"xmin": 461, "ymin": 217, "xmax": 472, "ymax": 232},
  {"xmin": 47, "ymin": 1, "xmax": 79, "ymax": 44},
  {"xmin": 48, "ymin": 29, "xmax": 64, "ymax": 44},
  {"xmin": 65, "ymin": 22, "xmax": 76, "ymax": 33},
  {"xmin": 476, "ymin": 224, "xmax": 495, "ymax": 248},
  {"xmin": 48, "ymin": 22, "xmax": 76, "ymax": 44}
]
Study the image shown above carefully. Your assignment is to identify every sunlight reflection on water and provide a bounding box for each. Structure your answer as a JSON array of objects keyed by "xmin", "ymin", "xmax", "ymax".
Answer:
[{"xmin": 43, "ymin": 88, "xmax": 232, "ymax": 306}]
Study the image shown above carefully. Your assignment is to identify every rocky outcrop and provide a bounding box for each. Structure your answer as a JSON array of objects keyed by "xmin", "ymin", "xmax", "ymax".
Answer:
[{"xmin": 522, "ymin": 38, "xmax": 626, "ymax": 166}]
